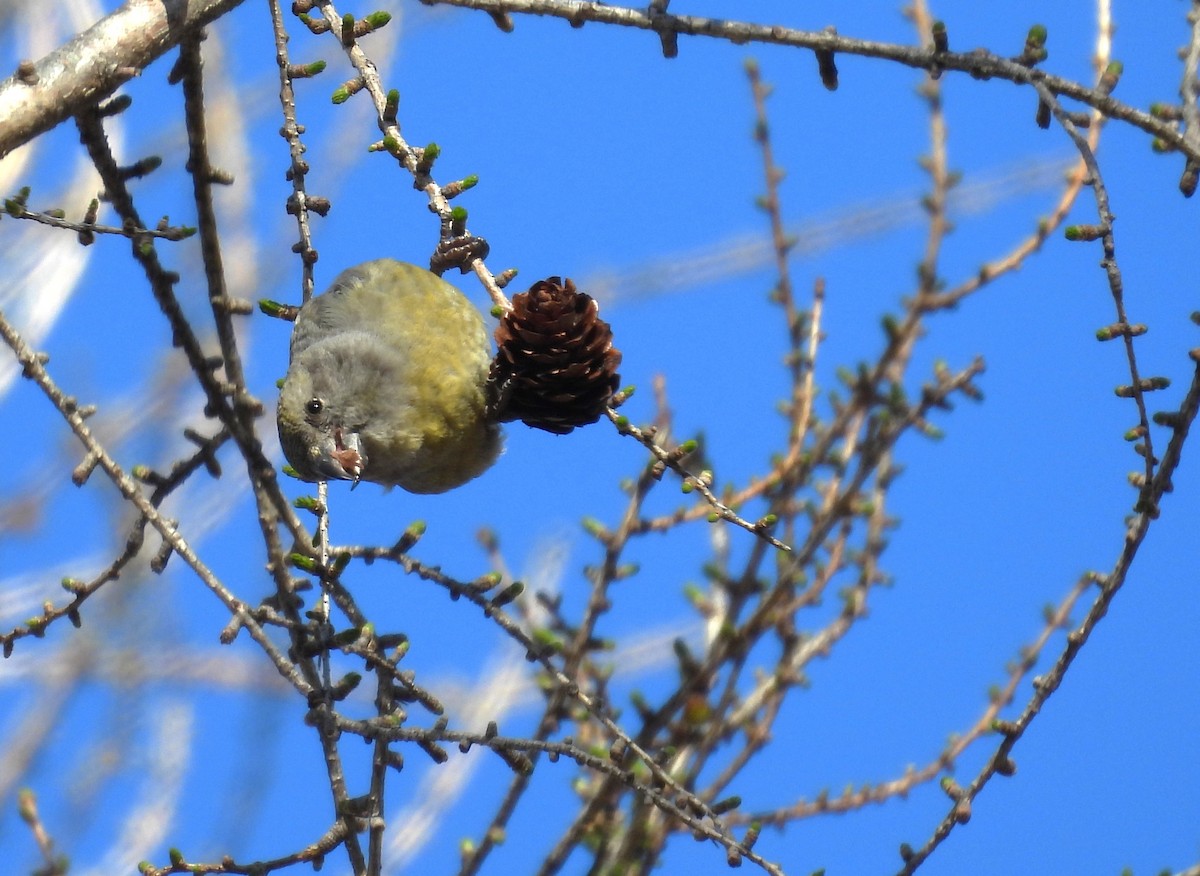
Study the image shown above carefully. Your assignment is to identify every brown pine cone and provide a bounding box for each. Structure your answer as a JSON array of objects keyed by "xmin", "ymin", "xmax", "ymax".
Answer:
[{"xmin": 488, "ymin": 277, "xmax": 621, "ymax": 434}]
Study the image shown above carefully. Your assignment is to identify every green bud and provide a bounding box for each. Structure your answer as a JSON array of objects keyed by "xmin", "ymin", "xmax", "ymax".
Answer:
[
  {"xmin": 475, "ymin": 571, "xmax": 503, "ymax": 591},
  {"xmin": 289, "ymin": 553, "xmax": 318, "ymax": 572},
  {"xmin": 931, "ymin": 21, "xmax": 948, "ymax": 52},
  {"xmin": 329, "ymin": 671, "xmax": 362, "ymax": 699},
  {"xmin": 330, "ymin": 627, "xmax": 364, "ymax": 647},
  {"xmin": 1098, "ymin": 61, "xmax": 1122, "ymax": 95},
  {"xmin": 416, "ymin": 142, "xmax": 441, "ymax": 174},
  {"xmin": 490, "ymin": 581, "xmax": 524, "ymax": 608},
  {"xmin": 711, "ymin": 795, "xmax": 742, "ymax": 815},
  {"xmin": 1064, "ymin": 224, "xmax": 1104, "ymax": 241},
  {"xmin": 393, "ymin": 520, "xmax": 425, "ymax": 552},
  {"xmin": 293, "ymin": 495, "xmax": 321, "ymax": 513},
  {"xmin": 532, "ymin": 628, "xmax": 564, "ymax": 652}
]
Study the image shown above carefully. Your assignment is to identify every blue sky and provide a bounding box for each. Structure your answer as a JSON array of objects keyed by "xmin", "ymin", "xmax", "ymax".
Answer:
[{"xmin": 1, "ymin": 2, "xmax": 1198, "ymax": 874}]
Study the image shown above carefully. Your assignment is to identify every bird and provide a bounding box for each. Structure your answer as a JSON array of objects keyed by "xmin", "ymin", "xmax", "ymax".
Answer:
[{"xmin": 276, "ymin": 259, "xmax": 502, "ymax": 494}]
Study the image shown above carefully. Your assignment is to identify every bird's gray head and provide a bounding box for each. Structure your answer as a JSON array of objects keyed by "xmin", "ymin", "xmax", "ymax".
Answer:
[{"xmin": 277, "ymin": 351, "xmax": 369, "ymax": 486}]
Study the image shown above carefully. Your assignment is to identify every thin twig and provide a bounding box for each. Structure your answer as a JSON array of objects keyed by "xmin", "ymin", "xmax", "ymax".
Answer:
[{"xmin": 421, "ymin": 0, "xmax": 1195, "ymax": 160}]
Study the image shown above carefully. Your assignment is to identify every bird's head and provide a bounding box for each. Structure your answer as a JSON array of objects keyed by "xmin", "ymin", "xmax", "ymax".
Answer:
[{"xmin": 277, "ymin": 356, "xmax": 369, "ymax": 486}]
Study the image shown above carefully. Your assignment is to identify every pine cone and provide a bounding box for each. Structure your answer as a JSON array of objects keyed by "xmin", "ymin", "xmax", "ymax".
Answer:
[{"xmin": 489, "ymin": 277, "xmax": 621, "ymax": 434}]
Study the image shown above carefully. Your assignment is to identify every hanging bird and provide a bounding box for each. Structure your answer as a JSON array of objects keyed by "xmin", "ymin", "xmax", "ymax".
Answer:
[{"xmin": 277, "ymin": 259, "xmax": 502, "ymax": 494}]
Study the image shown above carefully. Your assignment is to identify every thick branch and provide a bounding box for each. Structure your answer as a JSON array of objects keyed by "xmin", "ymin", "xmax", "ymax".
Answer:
[{"xmin": 0, "ymin": 0, "xmax": 246, "ymax": 159}]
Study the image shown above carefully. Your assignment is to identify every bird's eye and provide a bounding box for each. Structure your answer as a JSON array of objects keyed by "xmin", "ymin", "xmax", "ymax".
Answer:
[{"xmin": 305, "ymin": 398, "xmax": 324, "ymax": 416}]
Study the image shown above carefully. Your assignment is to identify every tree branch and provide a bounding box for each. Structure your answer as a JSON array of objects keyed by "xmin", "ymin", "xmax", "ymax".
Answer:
[{"xmin": 0, "ymin": 0, "xmax": 247, "ymax": 159}]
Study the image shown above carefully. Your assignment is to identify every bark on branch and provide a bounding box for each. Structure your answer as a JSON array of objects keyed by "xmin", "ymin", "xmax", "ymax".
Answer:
[{"xmin": 0, "ymin": 0, "xmax": 246, "ymax": 160}]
